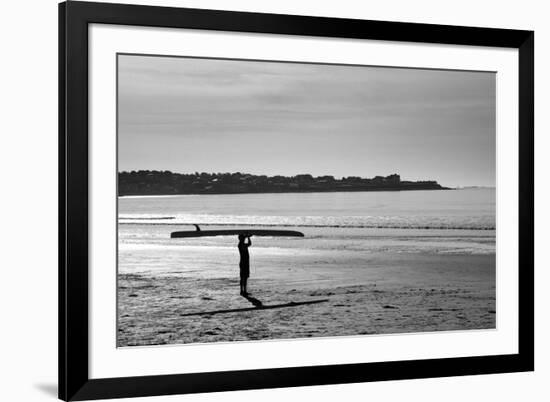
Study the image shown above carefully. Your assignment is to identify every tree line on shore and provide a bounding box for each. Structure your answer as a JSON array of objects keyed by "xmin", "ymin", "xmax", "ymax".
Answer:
[{"xmin": 118, "ymin": 170, "xmax": 448, "ymax": 196}]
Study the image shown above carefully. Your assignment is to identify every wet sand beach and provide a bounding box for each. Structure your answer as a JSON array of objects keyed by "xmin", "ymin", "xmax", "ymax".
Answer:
[{"xmin": 118, "ymin": 252, "xmax": 495, "ymax": 346}]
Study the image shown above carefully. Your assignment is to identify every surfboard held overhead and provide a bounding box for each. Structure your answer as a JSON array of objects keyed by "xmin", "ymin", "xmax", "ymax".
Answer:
[{"xmin": 170, "ymin": 229, "xmax": 304, "ymax": 238}]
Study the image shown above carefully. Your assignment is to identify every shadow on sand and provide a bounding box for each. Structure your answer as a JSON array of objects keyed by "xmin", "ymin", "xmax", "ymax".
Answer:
[
  {"xmin": 180, "ymin": 295, "xmax": 329, "ymax": 317},
  {"xmin": 242, "ymin": 294, "xmax": 264, "ymax": 307}
]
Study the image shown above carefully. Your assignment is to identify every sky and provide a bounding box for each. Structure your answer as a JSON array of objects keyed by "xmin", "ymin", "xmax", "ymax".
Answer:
[{"xmin": 118, "ymin": 54, "xmax": 496, "ymax": 187}]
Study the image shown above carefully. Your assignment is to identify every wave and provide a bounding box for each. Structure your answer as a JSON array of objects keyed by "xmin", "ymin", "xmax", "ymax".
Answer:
[
  {"xmin": 119, "ymin": 216, "xmax": 175, "ymax": 220},
  {"xmin": 118, "ymin": 220, "xmax": 495, "ymax": 231}
]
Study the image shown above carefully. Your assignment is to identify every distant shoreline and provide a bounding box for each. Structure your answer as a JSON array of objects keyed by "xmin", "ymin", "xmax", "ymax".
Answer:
[{"xmin": 118, "ymin": 171, "xmax": 451, "ymax": 197}]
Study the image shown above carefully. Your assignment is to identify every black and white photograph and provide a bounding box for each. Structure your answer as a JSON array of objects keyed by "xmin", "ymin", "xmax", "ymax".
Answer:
[{"xmin": 117, "ymin": 54, "xmax": 496, "ymax": 347}]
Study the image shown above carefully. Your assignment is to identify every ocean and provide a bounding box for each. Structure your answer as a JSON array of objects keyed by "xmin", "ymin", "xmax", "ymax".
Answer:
[{"xmin": 119, "ymin": 188, "xmax": 495, "ymax": 274}]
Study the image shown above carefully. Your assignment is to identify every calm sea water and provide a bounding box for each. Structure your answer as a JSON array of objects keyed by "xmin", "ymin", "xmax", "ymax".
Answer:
[
  {"xmin": 118, "ymin": 189, "xmax": 495, "ymax": 277},
  {"xmin": 119, "ymin": 188, "xmax": 495, "ymax": 230}
]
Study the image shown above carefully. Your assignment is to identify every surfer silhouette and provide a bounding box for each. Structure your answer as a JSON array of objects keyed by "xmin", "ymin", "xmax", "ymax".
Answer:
[{"xmin": 238, "ymin": 234, "xmax": 252, "ymax": 295}]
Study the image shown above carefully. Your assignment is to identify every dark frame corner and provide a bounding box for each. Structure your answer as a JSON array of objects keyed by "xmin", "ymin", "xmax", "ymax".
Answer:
[{"xmin": 59, "ymin": 1, "xmax": 534, "ymax": 400}]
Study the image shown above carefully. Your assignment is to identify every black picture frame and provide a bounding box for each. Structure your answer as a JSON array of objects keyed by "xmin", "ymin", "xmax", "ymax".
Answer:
[{"xmin": 59, "ymin": 1, "xmax": 534, "ymax": 400}]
